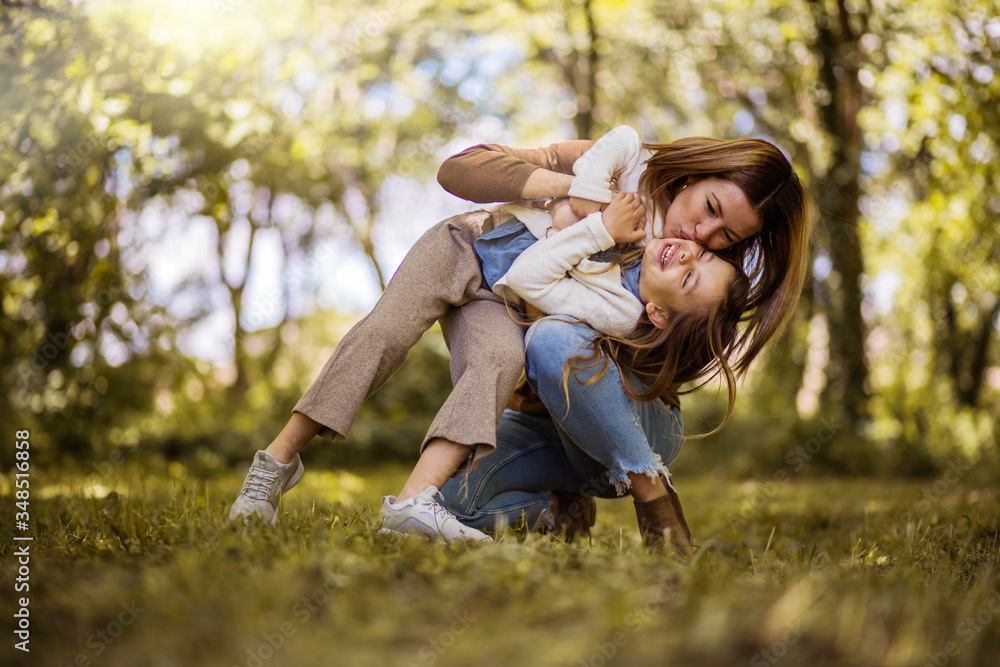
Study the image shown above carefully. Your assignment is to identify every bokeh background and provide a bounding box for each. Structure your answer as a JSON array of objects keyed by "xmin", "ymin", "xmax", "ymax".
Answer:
[{"xmin": 2, "ymin": 0, "xmax": 998, "ymax": 479}]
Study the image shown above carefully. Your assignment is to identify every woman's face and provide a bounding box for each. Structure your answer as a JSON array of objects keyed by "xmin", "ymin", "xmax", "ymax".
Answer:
[
  {"xmin": 661, "ymin": 177, "xmax": 761, "ymax": 251},
  {"xmin": 638, "ymin": 238, "xmax": 736, "ymax": 330}
]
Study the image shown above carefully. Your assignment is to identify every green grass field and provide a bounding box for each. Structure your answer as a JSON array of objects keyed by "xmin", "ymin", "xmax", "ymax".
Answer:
[{"xmin": 2, "ymin": 463, "xmax": 999, "ymax": 667}]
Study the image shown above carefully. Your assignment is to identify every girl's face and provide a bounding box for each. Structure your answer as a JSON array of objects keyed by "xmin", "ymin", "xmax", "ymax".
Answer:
[
  {"xmin": 662, "ymin": 177, "xmax": 761, "ymax": 250},
  {"xmin": 638, "ymin": 238, "xmax": 736, "ymax": 330}
]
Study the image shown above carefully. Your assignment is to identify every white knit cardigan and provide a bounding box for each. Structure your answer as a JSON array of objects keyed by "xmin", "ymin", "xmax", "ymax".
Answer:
[{"xmin": 485, "ymin": 126, "xmax": 657, "ymax": 339}]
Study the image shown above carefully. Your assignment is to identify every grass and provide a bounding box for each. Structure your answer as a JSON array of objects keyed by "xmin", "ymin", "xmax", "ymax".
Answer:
[{"xmin": 2, "ymin": 462, "xmax": 999, "ymax": 667}]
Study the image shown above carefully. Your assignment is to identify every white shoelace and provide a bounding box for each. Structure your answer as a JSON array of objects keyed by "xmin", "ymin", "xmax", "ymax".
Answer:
[
  {"xmin": 242, "ymin": 466, "xmax": 279, "ymax": 501},
  {"xmin": 426, "ymin": 493, "xmax": 460, "ymax": 527}
]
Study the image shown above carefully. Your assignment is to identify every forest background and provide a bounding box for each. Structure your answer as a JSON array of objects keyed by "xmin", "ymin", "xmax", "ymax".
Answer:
[{"xmin": 2, "ymin": 0, "xmax": 998, "ymax": 480}]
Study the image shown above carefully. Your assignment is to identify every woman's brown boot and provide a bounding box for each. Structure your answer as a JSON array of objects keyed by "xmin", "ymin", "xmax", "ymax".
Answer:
[
  {"xmin": 634, "ymin": 486, "xmax": 694, "ymax": 555},
  {"xmin": 547, "ymin": 491, "xmax": 597, "ymax": 543}
]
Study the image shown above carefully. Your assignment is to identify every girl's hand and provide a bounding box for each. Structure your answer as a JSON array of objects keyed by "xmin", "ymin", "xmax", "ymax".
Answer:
[
  {"xmin": 601, "ymin": 192, "xmax": 647, "ymax": 245},
  {"xmin": 569, "ymin": 196, "xmax": 604, "ymax": 219},
  {"xmin": 547, "ymin": 197, "xmax": 582, "ymax": 231}
]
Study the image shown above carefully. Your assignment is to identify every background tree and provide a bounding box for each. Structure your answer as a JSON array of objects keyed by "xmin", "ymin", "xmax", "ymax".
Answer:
[{"xmin": 2, "ymin": 0, "xmax": 996, "ymax": 473}]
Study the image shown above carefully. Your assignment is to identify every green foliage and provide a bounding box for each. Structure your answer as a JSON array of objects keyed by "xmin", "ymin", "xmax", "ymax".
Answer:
[
  {"xmin": 55, "ymin": 313, "xmax": 456, "ymax": 473},
  {"xmin": 2, "ymin": 465, "xmax": 998, "ymax": 666},
  {"xmin": 858, "ymin": 0, "xmax": 1000, "ymax": 462},
  {"xmin": 1, "ymin": 0, "xmax": 997, "ymax": 471},
  {"xmin": 1, "ymin": 0, "xmax": 481, "ymax": 462}
]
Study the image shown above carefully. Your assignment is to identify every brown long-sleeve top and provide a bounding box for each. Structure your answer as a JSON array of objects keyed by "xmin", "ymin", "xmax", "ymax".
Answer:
[{"xmin": 436, "ymin": 140, "xmax": 595, "ymax": 203}]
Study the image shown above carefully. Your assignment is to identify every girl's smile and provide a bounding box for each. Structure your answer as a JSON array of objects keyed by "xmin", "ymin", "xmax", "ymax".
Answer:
[
  {"xmin": 659, "ymin": 242, "xmax": 679, "ymax": 269},
  {"xmin": 639, "ymin": 238, "xmax": 736, "ymax": 329}
]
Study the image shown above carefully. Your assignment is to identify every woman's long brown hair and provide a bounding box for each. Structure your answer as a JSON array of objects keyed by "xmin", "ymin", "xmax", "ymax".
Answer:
[{"xmin": 637, "ymin": 137, "xmax": 813, "ymax": 378}]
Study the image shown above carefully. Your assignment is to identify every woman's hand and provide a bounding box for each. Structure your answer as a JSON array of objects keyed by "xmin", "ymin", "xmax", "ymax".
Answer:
[
  {"xmin": 520, "ymin": 169, "xmax": 574, "ymax": 199},
  {"xmin": 601, "ymin": 192, "xmax": 647, "ymax": 245}
]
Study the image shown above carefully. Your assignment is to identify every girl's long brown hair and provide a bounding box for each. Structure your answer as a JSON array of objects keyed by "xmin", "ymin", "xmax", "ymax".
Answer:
[
  {"xmin": 637, "ymin": 137, "xmax": 813, "ymax": 378},
  {"xmin": 566, "ymin": 266, "xmax": 751, "ymax": 435}
]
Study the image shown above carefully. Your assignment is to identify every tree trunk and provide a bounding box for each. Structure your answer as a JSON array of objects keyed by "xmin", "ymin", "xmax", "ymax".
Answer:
[
  {"xmin": 959, "ymin": 295, "xmax": 1000, "ymax": 408},
  {"xmin": 812, "ymin": 0, "xmax": 868, "ymax": 430},
  {"xmin": 571, "ymin": 0, "xmax": 598, "ymax": 140},
  {"xmin": 217, "ymin": 216, "xmax": 256, "ymax": 395},
  {"xmin": 517, "ymin": 0, "xmax": 599, "ymax": 140}
]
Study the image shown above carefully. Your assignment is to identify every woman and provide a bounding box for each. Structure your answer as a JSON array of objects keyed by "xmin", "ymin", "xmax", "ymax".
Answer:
[
  {"xmin": 434, "ymin": 130, "xmax": 812, "ymax": 549},
  {"xmin": 227, "ymin": 130, "xmax": 742, "ymax": 545}
]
